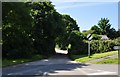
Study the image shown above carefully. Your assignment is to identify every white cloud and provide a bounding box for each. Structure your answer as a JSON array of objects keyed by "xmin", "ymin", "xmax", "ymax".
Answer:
[
  {"xmin": 55, "ymin": 2, "xmax": 114, "ymax": 11},
  {"xmin": 52, "ymin": 0, "xmax": 119, "ymax": 2},
  {"xmin": 2, "ymin": 0, "xmax": 119, "ymax": 2}
]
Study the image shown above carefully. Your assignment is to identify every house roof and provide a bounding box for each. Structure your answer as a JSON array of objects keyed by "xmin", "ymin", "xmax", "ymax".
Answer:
[{"xmin": 99, "ymin": 35, "xmax": 109, "ymax": 40}]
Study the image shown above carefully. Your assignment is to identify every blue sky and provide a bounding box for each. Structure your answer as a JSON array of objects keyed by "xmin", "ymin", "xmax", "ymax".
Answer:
[{"xmin": 51, "ymin": 2, "xmax": 118, "ymax": 31}]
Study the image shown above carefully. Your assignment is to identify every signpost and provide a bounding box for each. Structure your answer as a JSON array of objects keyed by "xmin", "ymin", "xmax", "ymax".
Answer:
[
  {"xmin": 88, "ymin": 41, "xmax": 90, "ymax": 58},
  {"xmin": 113, "ymin": 46, "xmax": 120, "ymax": 50},
  {"xmin": 87, "ymin": 34, "xmax": 92, "ymax": 58}
]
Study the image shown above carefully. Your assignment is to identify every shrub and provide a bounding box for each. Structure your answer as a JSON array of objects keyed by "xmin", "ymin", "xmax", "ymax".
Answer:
[
  {"xmin": 68, "ymin": 36, "xmax": 120, "ymax": 55},
  {"xmin": 92, "ymin": 34, "xmax": 101, "ymax": 40},
  {"xmin": 68, "ymin": 31, "xmax": 88, "ymax": 55},
  {"xmin": 90, "ymin": 40, "xmax": 99, "ymax": 53},
  {"xmin": 113, "ymin": 37, "xmax": 120, "ymax": 46},
  {"xmin": 90, "ymin": 40, "xmax": 116, "ymax": 53}
]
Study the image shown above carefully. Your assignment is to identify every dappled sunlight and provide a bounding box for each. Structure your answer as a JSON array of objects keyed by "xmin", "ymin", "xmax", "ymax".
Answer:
[
  {"xmin": 3, "ymin": 60, "xmax": 89, "ymax": 75},
  {"xmin": 2, "ymin": 49, "xmax": 118, "ymax": 75},
  {"xmin": 3, "ymin": 48, "xmax": 90, "ymax": 75},
  {"xmin": 55, "ymin": 48, "xmax": 68, "ymax": 54},
  {"xmin": 25, "ymin": 64, "xmax": 30, "ymax": 66}
]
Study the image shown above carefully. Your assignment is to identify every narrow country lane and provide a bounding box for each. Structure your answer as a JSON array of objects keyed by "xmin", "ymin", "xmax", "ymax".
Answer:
[{"xmin": 2, "ymin": 48, "xmax": 118, "ymax": 76}]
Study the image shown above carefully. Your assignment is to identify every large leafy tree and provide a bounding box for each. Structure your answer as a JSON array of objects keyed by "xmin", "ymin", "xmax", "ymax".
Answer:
[
  {"xmin": 98, "ymin": 18, "xmax": 111, "ymax": 35},
  {"xmin": 117, "ymin": 29, "xmax": 120, "ymax": 37},
  {"xmin": 90, "ymin": 18, "xmax": 118, "ymax": 39},
  {"xmin": 107, "ymin": 28, "xmax": 117, "ymax": 39},
  {"xmin": 56, "ymin": 14, "xmax": 79, "ymax": 49},
  {"xmin": 91, "ymin": 25, "xmax": 101, "ymax": 34},
  {"xmin": 97, "ymin": 18, "xmax": 118, "ymax": 39},
  {"xmin": 62, "ymin": 14, "xmax": 79, "ymax": 32},
  {"xmin": 30, "ymin": 2, "xmax": 65, "ymax": 55},
  {"xmin": 2, "ymin": 2, "xmax": 33, "ymax": 58}
]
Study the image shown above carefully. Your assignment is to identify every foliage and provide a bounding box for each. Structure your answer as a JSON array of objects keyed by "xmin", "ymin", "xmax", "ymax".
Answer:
[
  {"xmin": 68, "ymin": 31, "xmax": 88, "ymax": 55},
  {"xmin": 92, "ymin": 34, "xmax": 101, "ymax": 40},
  {"xmin": 62, "ymin": 14, "xmax": 79, "ymax": 31},
  {"xmin": 90, "ymin": 40, "xmax": 117, "ymax": 53},
  {"xmin": 116, "ymin": 29, "xmax": 120, "ymax": 37},
  {"xmin": 55, "ymin": 14, "xmax": 79, "ymax": 49},
  {"xmin": 107, "ymin": 28, "xmax": 118, "ymax": 39},
  {"xmin": 113, "ymin": 37, "xmax": 120, "ymax": 46},
  {"xmin": 3, "ymin": 2, "xmax": 119, "ymax": 61},
  {"xmin": 91, "ymin": 25, "xmax": 101, "ymax": 34},
  {"xmin": 2, "ymin": 2, "xmax": 65, "ymax": 59},
  {"xmin": 82, "ymin": 30, "xmax": 94, "ymax": 40},
  {"xmin": 90, "ymin": 18, "xmax": 119, "ymax": 39},
  {"xmin": 2, "ymin": 2, "xmax": 34, "ymax": 59},
  {"xmin": 30, "ymin": 2, "xmax": 65, "ymax": 55},
  {"xmin": 98, "ymin": 18, "xmax": 111, "ymax": 35}
]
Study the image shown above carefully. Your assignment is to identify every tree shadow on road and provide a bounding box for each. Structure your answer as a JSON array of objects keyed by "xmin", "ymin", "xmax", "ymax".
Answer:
[{"xmin": 2, "ymin": 53, "xmax": 90, "ymax": 76}]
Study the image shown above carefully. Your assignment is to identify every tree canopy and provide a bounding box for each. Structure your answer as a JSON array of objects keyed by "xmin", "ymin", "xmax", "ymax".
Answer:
[
  {"xmin": 2, "ymin": 2, "xmax": 119, "ymax": 59},
  {"xmin": 98, "ymin": 18, "xmax": 111, "ymax": 35},
  {"xmin": 2, "ymin": 2, "xmax": 33, "ymax": 58},
  {"xmin": 91, "ymin": 25, "xmax": 101, "ymax": 34},
  {"xmin": 90, "ymin": 18, "xmax": 118, "ymax": 39},
  {"xmin": 2, "ymin": 2, "xmax": 66, "ymax": 58}
]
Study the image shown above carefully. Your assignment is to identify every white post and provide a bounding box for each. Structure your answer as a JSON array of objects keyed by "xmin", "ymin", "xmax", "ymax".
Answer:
[
  {"xmin": 88, "ymin": 41, "xmax": 90, "ymax": 57},
  {"xmin": 87, "ymin": 34, "xmax": 92, "ymax": 58}
]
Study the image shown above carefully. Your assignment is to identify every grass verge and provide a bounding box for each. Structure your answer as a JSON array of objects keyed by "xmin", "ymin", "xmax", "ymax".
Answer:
[
  {"xmin": 91, "ymin": 57, "xmax": 118, "ymax": 64},
  {"xmin": 70, "ymin": 51, "xmax": 118, "ymax": 63},
  {"xmin": 2, "ymin": 55, "xmax": 45, "ymax": 67}
]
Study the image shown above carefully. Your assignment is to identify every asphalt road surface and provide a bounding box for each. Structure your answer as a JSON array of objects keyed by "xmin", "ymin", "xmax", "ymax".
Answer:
[{"xmin": 2, "ymin": 49, "xmax": 119, "ymax": 76}]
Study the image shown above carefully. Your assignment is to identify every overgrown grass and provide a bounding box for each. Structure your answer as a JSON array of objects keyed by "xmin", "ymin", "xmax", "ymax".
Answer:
[
  {"xmin": 2, "ymin": 55, "xmax": 45, "ymax": 67},
  {"xmin": 92, "ymin": 57, "xmax": 118, "ymax": 64},
  {"xmin": 70, "ymin": 51, "xmax": 118, "ymax": 63}
]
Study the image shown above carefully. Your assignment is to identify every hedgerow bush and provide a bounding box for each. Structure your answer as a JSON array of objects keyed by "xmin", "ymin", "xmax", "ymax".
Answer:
[
  {"xmin": 92, "ymin": 34, "xmax": 101, "ymax": 40},
  {"xmin": 90, "ymin": 40, "xmax": 117, "ymax": 53},
  {"xmin": 68, "ymin": 31, "xmax": 88, "ymax": 55},
  {"xmin": 90, "ymin": 40, "xmax": 99, "ymax": 53},
  {"xmin": 113, "ymin": 37, "xmax": 120, "ymax": 46},
  {"xmin": 68, "ymin": 36, "xmax": 120, "ymax": 55}
]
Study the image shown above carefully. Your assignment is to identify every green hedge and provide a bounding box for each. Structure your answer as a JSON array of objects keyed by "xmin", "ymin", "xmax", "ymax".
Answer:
[
  {"xmin": 68, "ymin": 31, "xmax": 88, "ymax": 55},
  {"xmin": 69, "ymin": 37, "xmax": 120, "ymax": 55},
  {"xmin": 90, "ymin": 37, "xmax": 120, "ymax": 53},
  {"xmin": 90, "ymin": 40, "xmax": 115, "ymax": 53},
  {"xmin": 113, "ymin": 37, "xmax": 120, "ymax": 46}
]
